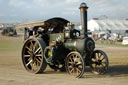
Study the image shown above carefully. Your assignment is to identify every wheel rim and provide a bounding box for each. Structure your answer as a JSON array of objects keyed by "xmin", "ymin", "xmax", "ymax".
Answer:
[
  {"xmin": 65, "ymin": 52, "xmax": 85, "ymax": 78},
  {"xmin": 91, "ymin": 50, "xmax": 109, "ymax": 74},
  {"xmin": 22, "ymin": 38, "xmax": 45, "ymax": 73}
]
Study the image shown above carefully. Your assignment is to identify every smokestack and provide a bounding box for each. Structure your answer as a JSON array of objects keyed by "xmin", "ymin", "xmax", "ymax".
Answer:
[{"xmin": 79, "ymin": 2, "xmax": 88, "ymax": 37}]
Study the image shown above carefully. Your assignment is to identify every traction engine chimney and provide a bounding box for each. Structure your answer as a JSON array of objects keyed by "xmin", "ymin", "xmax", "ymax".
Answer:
[{"xmin": 79, "ymin": 2, "xmax": 88, "ymax": 38}]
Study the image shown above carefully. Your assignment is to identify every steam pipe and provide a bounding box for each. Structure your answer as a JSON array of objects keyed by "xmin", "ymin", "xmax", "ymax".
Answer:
[{"xmin": 79, "ymin": 2, "xmax": 88, "ymax": 37}]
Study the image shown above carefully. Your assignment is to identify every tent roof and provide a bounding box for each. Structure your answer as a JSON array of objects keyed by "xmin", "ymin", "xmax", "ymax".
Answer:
[{"xmin": 88, "ymin": 19, "xmax": 128, "ymax": 31}]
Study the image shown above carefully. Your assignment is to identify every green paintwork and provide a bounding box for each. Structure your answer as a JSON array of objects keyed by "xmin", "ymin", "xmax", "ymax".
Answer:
[
  {"xmin": 64, "ymin": 39, "xmax": 85, "ymax": 51},
  {"xmin": 64, "ymin": 40, "xmax": 76, "ymax": 51},
  {"xmin": 50, "ymin": 33, "xmax": 64, "ymax": 42}
]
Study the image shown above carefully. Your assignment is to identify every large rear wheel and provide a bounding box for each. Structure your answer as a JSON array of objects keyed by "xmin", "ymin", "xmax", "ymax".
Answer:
[{"xmin": 22, "ymin": 38, "xmax": 47, "ymax": 73}]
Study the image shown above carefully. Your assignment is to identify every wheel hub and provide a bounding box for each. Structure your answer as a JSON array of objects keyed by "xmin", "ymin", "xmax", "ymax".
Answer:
[
  {"xmin": 30, "ymin": 53, "xmax": 35, "ymax": 60},
  {"xmin": 97, "ymin": 60, "xmax": 102, "ymax": 65},
  {"xmin": 72, "ymin": 62, "xmax": 79, "ymax": 68},
  {"xmin": 72, "ymin": 63, "xmax": 76, "ymax": 67}
]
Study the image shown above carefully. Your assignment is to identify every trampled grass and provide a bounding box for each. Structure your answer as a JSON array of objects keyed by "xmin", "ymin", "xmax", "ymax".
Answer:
[{"xmin": 0, "ymin": 35, "xmax": 23, "ymax": 51}]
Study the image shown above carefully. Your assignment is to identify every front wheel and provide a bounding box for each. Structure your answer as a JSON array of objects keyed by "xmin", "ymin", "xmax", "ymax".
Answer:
[
  {"xmin": 90, "ymin": 50, "xmax": 109, "ymax": 74},
  {"xmin": 65, "ymin": 52, "xmax": 85, "ymax": 78}
]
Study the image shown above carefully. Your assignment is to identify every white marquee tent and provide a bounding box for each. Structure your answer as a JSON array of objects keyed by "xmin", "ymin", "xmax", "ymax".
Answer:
[{"xmin": 88, "ymin": 19, "xmax": 128, "ymax": 33}]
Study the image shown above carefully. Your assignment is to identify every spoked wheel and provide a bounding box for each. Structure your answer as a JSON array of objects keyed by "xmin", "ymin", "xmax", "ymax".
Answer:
[
  {"xmin": 65, "ymin": 52, "xmax": 85, "ymax": 78},
  {"xmin": 22, "ymin": 38, "xmax": 47, "ymax": 74},
  {"xmin": 90, "ymin": 50, "xmax": 109, "ymax": 74}
]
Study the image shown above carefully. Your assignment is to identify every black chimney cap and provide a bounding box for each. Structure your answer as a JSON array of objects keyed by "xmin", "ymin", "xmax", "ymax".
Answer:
[{"xmin": 79, "ymin": 2, "xmax": 88, "ymax": 9}]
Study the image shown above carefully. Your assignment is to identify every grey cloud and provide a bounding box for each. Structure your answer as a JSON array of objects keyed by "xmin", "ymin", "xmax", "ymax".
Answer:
[{"xmin": 0, "ymin": 0, "xmax": 128, "ymax": 23}]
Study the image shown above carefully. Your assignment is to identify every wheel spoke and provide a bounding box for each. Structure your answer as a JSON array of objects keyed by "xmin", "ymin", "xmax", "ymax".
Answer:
[
  {"xmin": 24, "ymin": 55, "xmax": 30, "ymax": 57},
  {"xmin": 76, "ymin": 57, "xmax": 80, "ymax": 62},
  {"xmin": 70, "ymin": 68, "xmax": 74, "ymax": 73},
  {"xmin": 76, "ymin": 61, "xmax": 82, "ymax": 65},
  {"xmin": 30, "ymin": 62, "xmax": 33, "ymax": 67},
  {"xmin": 99, "ymin": 54, "xmax": 102, "ymax": 59},
  {"xmin": 72, "ymin": 54, "xmax": 75, "ymax": 59},
  {"xmin": 33, "ymin": 42, "xmax": 37, "ymax": 52},
  {"xmin": 36, "ymin": 58, "xmax": 41, "ymax": 64},
  {"xmin": 28, "ymin": 57, "xmax": 31, "ymax": 61},
  {"xmin": 76, "ymin": 68, "xmax": 81, "ymax": 73},
  {"xmin": 38, "ymin": 57, "xmax": 42, "ymax": 61},
  {"xmin": 93, "ymin": 64, "xmax": 97, "ymax": 71},
  {"xmin": 97, "ymin": 53, "xmax": 100, "ymax": 58},
  {"xmin": 69, "ymin": 57, "xmax": 73, "ymax": 62},
  {"xmin": 94, "ymin": 54, "xmax": 99, "ymax": 61},
  {"xmin": 72, "ymin": 54, "xmax": 76, "ymax": 61},
  {"xmin": 25, "ymin": 46, "xmax": 32, "ymax": 52},
  {"xmin": 101, "ymin": 57, "xmax": 105, "ymax": 61},
  {"xmin": 27, "ymin": 51, "xmax": 31, "ymax": 55},
  {"xmin": 92, "ymin": 58, "xmax": 97, "ymax": 62},
  {"xmin": 68, "ymin": 65, "xmax": 73, "ymax": 68},
  {"xmin": 26, "ymin": 59, "xmax": 33, "ymax": 66},
  {"xmin": 38, "ymin": 49, "xmax": 42, "ymax": 54},
  {"xmin": 36, "ymin": 54, "xmax": 42, "ymax": 57},
  {"xmin": 99, "ymin": 55, "xmax": 103, "ymax": 60},
  {"xmin": 68, "ymin": 61, "xmax": 73, "ymax": 64},
  {"xmin": 35, "ymin": 47, "xmax": 41, "ymax": 54},
  {"xmin": 101, "ymin": 64, "xmax": 105, "ymax": 68},
  {"xmin": 74, "ymin": 57, "xmax": 77, "ymax": 62},
  {"xmin": 102, "ymin": 62, "xmax": 106, "ymax": 64},
  {"xmin": 30, "ymin": 41, "xmax": 34, "ymax": 49},
  {"xmin": 78, "ymin": 65, "xmax": 83, "ymax": 68},
  {"xmin": 98, "ymin": 65, "xmax": 104, "ymax": 72}
]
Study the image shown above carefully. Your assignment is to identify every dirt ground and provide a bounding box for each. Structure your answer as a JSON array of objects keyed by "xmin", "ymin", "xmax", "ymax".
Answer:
[{"xmin": 0, "ymin": 32, "xmax": 128, "ymax": 85}]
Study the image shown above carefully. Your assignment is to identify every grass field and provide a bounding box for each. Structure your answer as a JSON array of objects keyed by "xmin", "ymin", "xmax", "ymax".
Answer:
[
  {"xmin": 0, "ymin": 36, "xmax": 23, "ymax": 51},
  {"xmin": 95, "ymin": 40, "xmax": 128, "ymax": 47}
]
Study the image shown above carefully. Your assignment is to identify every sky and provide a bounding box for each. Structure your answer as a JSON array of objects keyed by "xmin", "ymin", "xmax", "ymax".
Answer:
[{"xmin": 0, "ymin": 0, "xmax": 128, "ymax": 23}]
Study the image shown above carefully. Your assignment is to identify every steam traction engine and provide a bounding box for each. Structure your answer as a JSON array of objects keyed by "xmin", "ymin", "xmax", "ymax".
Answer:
[{"xmin": 18, "ymin": 3, "xmax": 109, "ymax": 78}]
